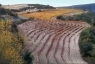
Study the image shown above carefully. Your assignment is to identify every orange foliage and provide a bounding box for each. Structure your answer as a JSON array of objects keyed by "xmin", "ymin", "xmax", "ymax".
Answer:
[
  {"xmin": 19, "ymin": 9, "xmax": 83, "ymax": 21},
  {"xmin": 0, "ymin": 20, "xmax": 24, "ymax": 64}
]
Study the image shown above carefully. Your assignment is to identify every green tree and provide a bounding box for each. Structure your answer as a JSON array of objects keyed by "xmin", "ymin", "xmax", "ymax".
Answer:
[
  {"xmin": 81, "ymin": 42, "xmax": 93, "ymax": 56},
  {"xmin": 24, "ymin": 51, "xmax": 34, "ymax": 64},
  {"xmin": 56, "ymin": 15, "xmax": 65, "ymax": 20}
]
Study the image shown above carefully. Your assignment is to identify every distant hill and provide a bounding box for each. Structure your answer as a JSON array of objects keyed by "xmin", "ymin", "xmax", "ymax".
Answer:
[
  {"xmin": 28, "ymin": 4, "xmax": 55, "ymax": 9},
  {"xmin": 59, "ymin": 3, "xmax": 95, "ymax": 12},
  {"xmin": 2, "ymin": 4, "xmax": 55, "ymax": 12}
]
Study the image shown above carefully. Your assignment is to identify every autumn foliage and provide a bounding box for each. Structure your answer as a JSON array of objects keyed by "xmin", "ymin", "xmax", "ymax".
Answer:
[
  {"xmin": 19, "ymin": 9, "xmax": 83, "ymax": 21},
  {"xmin": 0, "ymin": 19, "xmax": 24, "ymax": 64}
]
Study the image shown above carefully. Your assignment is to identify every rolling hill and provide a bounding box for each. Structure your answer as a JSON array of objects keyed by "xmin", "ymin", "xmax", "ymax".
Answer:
[
  {"xmin": 2, "ymin": 4, "xmax": 55, "ymax": 12},
  {"xmin": 59, "ymin": 3, "xmax": 95, "ymax": 12}
]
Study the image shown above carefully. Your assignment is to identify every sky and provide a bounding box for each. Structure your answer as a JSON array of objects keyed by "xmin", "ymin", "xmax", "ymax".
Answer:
[{"xmin": 1, "ymin": 0, "xmax": 95, "ymax": 7}]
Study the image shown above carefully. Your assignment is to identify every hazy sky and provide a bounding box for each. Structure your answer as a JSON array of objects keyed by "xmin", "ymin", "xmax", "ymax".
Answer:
[{"xmin": 1, "ymin": 0, "xmax": 95, "ymax": 7}]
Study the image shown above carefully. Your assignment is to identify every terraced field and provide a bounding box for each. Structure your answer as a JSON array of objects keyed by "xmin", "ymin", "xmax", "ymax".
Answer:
[{"xmin": 18, "ymin": 20, "xmax": 90, "ymax": 64}]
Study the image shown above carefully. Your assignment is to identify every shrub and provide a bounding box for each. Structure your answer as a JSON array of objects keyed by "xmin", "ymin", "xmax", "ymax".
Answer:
[
  {"xmin": 56, "ymin": 15, "xmax": 65, "ymax": 20},
  {"xmin": 79, "ymin": 27, "xmax": 95, "ymax": 64},
  {"xmin": 24, "ymin": 51, "xmax": 34, "ymax": 64}
]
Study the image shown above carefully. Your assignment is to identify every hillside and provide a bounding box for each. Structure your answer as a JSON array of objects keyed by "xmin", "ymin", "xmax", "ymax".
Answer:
[
  {"xmin": 18, "ymin": 19, "xmax": 90, "ymax": 64},
  {"xmin": 2, "ymin": 4, "xmax": 55, "ymax": 12},
  {"xmin": 18, "ymin": 8, "xmax": 83, "ymax": 20},
  {"xmin": 0, "ymin": 3, "xmax": 94, "ymax": 64},
  {"xmin": 59, "ymin": 3, "xmax": 95, "ymax": 12}
]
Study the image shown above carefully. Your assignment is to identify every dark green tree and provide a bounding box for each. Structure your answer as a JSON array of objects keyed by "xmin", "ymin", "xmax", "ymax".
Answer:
[
  {"xmin": 56, "ymin": 15, "xmax": 65, "ymax": 20},
  {"xmin": 24, "ymin": 52, "xmax": 34, "ymax": 64},
  {"xmin": 81, "ymin": 42, "xmax": 93, "ymax": 56}
]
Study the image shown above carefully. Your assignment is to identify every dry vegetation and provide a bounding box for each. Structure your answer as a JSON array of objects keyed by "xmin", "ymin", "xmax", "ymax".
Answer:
[
  {"xmin": 1, "ymin": 4, "xmax": 94, "ymax": 64},
  {"xmin": 18, "ymin": 9, "xmax": 83, "ymax": 21},
  {"xmin": 0, "ymin": 19, "xmax": 24, "ymax": 64}
]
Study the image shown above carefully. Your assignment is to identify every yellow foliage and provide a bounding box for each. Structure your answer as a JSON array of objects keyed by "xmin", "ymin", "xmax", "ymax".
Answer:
[
  {"xmin": 0, "ymin": 20, "xmax": 24, "ymax": 64},
  {"xmin": 19, "ymin": 9, "xmax": 83, "ymax": 21}
]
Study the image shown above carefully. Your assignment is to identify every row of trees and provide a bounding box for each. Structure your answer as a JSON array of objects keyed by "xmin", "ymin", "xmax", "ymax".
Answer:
[
  {"xmin": 79, "ymin": 27, "xmax": 95, "ymax": 64},
  {"xmin": 0, "ymin": 4, "xmax": 1, "ymax": 7},
  {"xmin": 56, "ymin": 12, "xmax": 95, "ymax": 26}
]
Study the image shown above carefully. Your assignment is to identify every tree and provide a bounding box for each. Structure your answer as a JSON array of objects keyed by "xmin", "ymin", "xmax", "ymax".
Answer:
[
  {"xmin": 24, "ymin": 52, "xmax": 34, "ymax": 64},
  {"xmin": 81, "ymin": 42, "xmax": 93, "ymax": 56},
  {"xmin": 56, "ymin": 15, "xmax": 65, "ymax": 20},
  {"xmin": 0, "ymin": 4, "xmax": 1, "ymax": 7}
]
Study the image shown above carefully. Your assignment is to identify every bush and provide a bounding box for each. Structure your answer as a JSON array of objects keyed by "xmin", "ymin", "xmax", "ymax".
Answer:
[
  {"xmin": 37, "ymin": 10, "xmax": 42, "ymax": 12},
  {"xmin": 24, "ymin": 52, "xmax": 34, "ymax": 64},
  {"xmin": 56, "ymin": 12, "xmax": 95, "ymax": 26},
  {"xmin": 14, "ymin": 19, "xmax": 28, "ymax": 25},
  {"xmin": 28, "ymin": 17, "xmax": 34, "ymax": 20},
  {"xmin": 56, "ymin": 15, "xmax": 65, "ymax": 20},
  {"xmin": 80, "ymin": 42, "xmax": 93, "ymax": 56},
  {"xmin": 79, "ymin": 27, "xmax": 95, "ymax": 64}
]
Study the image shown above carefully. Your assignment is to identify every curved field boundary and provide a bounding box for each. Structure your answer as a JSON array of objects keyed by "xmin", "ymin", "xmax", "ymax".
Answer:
[{"xmin": 18, "ymin": 20, "xmax": 89, "ymax": 64}]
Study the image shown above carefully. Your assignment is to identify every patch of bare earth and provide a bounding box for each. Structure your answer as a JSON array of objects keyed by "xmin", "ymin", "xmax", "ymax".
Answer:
[{"xmin": 18, "ymin": 20, "xmax": 90, "ymax": 64}]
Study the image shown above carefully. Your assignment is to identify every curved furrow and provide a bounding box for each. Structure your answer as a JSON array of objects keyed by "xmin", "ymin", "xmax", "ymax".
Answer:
[
  {"xmin": 33, "ymin": 30, "xmax": 54, "ymax": 42},
  {"xmin": 32, "ymin": 31, "xmax": 46, "ymax": 42},
  {"xmin": 68, "ymin": 27, "xmax": 83, "ymax": 64},
  {"xmin": 73, "ymin": 30, "xmax": 88, "ymax": 64},
  {"xmin": 22, "ymin": 29, "xmax": 40, "ymax": 39},
  {"xmin": 43, "ymin": 28, "xmax": 69, "ymax": 63},
  {"xmin": 35, "ymin": 27, "xmax": 68, "ymax": 64},
  {"xmin": 18, "ymin": 20, "xmax": 90, "ymax": 64},
  {"xmin": 70, "ymin": 33, "xmax": 78, "ymax": 64},
  {"xmin": 32, "ymin": 34, "xmax": 50, "ymax": 64},
  {"xmin": 60, "ymin": 26, "xmax": 77, "ymax": 62},
  {"xmin": 62, "ymin": 26, "xmax": 81, "ymax": 64},
  {"xmin": 67, "ymin": 27, "xmax": 85, "ymax": 64},
  {"xmin": 24, "ymin": 31, "xmax": 45, "ymax": 52},
  {"xmin": 54, "ymin": 31, "xmax": 70, "ymax": 64},
  {"xmin": 47, "ymin": 22, "xmax": 77, "ymax": 64},
  {"xmin": 39, "ymin": 34, "xmax": 55, "ymax": 64},
  {"xmin": 31, "ymin": 30, "xmax": 56, "ymax": 64},
  {"xmin": 24, "ymin": 30, "xmax": 47, "ymax": 52},
  {"xmin": 29, "ymin": 30, "xmax": 40, "ymax": 38},
  {"xmin": 26, "ymin": 29, "xmax": 39, "ymax": 37},
  {"xmin": 69, "ymin": 29, "xmax": 82, "ymax": 64},
  {"xmin": 54, "ymin": 26, "xmax": 76, "ymax": 64},
  {"xmin": 32, "ymin": 25, "xmax": 68, "ymax": 53},
  {"xmin": 46, "ymin": 28, "xmax": 70, "ymax": 64},
  {"xmin": 38, "ymin": 33, "xmax": 53, "ymax": 64},
  {"xmin": 38, "ymin": 26, "xmax": 71, "ymax": 64},
  {"xmin": 32, "ymin": 28, "xmax": 65, "ymax": 64},
  {"xmin": 30, "ymin": 32, "xmax": 46, "ymax": 51},
  {"xmin": 32, "ymin": 30, "xmax": 55, "ymax": 52}
]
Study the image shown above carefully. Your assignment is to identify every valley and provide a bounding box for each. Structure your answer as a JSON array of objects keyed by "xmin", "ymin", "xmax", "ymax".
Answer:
[{"xmin": 0, "ymin": 3, "xmax": 95, "ymax": 64}]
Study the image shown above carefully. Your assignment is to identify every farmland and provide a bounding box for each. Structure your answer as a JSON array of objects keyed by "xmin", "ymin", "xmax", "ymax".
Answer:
[
  {"xmin": 18, "ymin": 20, "xmax": 90, "ymax": 64},
  {"xmin": 1, "ymin": 3, "xmax": 95, "ymax": 64},
  {"xmin": 17, "ymin": 8, "xmax": 91, "ymax": 64},
  {"xmin": 18, "ymin": 9, "xmax": 83, "ymax": 21}
]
